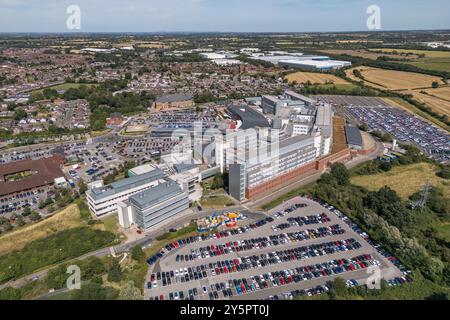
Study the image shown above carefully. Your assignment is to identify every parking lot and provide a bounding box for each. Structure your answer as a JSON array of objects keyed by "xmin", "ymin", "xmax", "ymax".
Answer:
[
  {"xmin": 144, "ymin": 197, "xmax": 406, "ymax": 300},
  {"xmin": 345, "ymin": 106, "xmax": 449, "ymax": 163}
]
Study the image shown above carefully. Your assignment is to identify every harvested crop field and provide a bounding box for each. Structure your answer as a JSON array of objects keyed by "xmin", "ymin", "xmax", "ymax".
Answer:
[
  {"xmin": 284, "ymin": 71, "xmax": 349, "ymax": 85},
  {"xmin": 407, "ymin": 88, "xmax": 450, "ymax": 117},
  {"xmin": 351, "ymin": 162, "xmax": 449, "ymax": 199},
  {"xmin": 321, "ymin": 49, "xmax": 418, "ymax": 60},
  {"xmin": 347, "ymin": 67, "xmax": 445, "ymax": 91}
]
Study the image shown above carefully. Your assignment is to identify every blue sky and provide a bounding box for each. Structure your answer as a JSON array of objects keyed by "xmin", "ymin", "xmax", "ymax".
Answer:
[{"xmin": 0, "ymin": 0, "xmax": 449, "ymax": 33}]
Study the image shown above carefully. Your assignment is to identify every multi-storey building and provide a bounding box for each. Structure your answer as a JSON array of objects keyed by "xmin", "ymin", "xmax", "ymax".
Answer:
[
  {"xmin": 86, "ymin": 169, "xmax": 166, "ymax": 217},
  {"xmin": 117, "ymin": 180, "xmax": 189, "ymax": 230}
]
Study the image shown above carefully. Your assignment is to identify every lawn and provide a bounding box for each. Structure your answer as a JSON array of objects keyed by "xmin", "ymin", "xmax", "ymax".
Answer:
[
  {"xmin": 32, "ymin": 82, "xmax": 98, "ymax": 94},
  {"xmin": 200, "ymin": 194, "xmax": 236, "ymax": 209},
  {"xmin": 0, "ymin": 204, "xmax": 85, "ymax": 256},
  {"xmin": 351, "ymin": 162, "xmax": 449, "ymax": 199}
]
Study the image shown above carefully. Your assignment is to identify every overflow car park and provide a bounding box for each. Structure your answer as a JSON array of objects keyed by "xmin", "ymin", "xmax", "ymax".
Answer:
[{"xmin": 144, "ymin": 197, "xmax": 406, "ymax": 300}]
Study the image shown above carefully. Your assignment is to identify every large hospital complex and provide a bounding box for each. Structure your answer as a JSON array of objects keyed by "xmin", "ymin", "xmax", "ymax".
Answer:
[{"xmin": 87, "ymin": 90, "xmax": 356, "ymax": 231}]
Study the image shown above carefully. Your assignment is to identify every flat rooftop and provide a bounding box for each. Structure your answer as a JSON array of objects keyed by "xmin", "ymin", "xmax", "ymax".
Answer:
[
  {"xmin": 129, "ymin": 180, "xmax": 184, "ymax": 210},
  {"xmin": 345, "ymin": 125, "xmax": 363, "ymax": 147},
  {"xmin": 228, "ymin": 105, "xmax": 270, "ymax": 130},
  {"xmin": 90, "ymin": 169, "xmax": 165, "ymax": 201}
]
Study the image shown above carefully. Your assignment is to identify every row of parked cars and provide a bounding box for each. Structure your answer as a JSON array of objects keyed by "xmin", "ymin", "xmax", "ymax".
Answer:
[
  {"xmin": 272, "ymin": 212, "xmax": 331, "ymax": 231},
  {"xmin": 268, "ymin": 284, "xmax": 331, "ymax": 300},
  {"xmin": 178, "ymin": 222, "xmax": 345, "ymax": 263},
  {"xmin": 272, "ymin": 203, "xmax": 308, "ymax": 220},
  {"xmin": 202, "ymin": 254, "xmax": 379, "ymax": 300},
  {"xmin": 0, "ymin": 189, "xmax": 43, "ymax": 215},
  {"xmin": 147, "ymin": 215, "xmax": 277, "ymax": 266},
  {"xmin": 149, "ymin": 237, "xmax": 364, "ymax": 292}
]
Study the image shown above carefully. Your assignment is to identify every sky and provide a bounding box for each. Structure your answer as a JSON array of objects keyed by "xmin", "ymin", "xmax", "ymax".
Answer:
[{"xmin": 0, "ymin": 0, "xmax": 449, "ymax": 33}]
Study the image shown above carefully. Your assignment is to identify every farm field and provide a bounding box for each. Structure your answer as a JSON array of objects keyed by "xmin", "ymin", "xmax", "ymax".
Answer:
[
  {"xmin": 407, "ymin": 88, "xmax": 450, "ymax": 117},
  {"xmin": 351, "ymin": 162, "xmax": 449, "ymax": 199},
  {"xmin": 284, "ymin": 71, "xmax": 349, "ymax": 85},
  {"xmin": 370, "ymin": 49, "xmax": 450, "ymax": 58},
  {"xmin": 421, "ymin": 86, "xmax": 450, "ymax": 100},
  {"xmin": 321, "ymin": 49, "xmax": 418, "ymax": 60},
  {"xmin": 369, "ymin": 49, "xmax": 450, "ymax": 72},
  {"xmin": 347, "ymin": 67, "xmax": 445, "ymax": 91}
]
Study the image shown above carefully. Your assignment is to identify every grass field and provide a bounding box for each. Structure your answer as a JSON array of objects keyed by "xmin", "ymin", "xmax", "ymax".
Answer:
[
  {"xmin": 347, "ymin": 67, "xmax": 445, "ymax": 91},
  {"xmin": 285, "ymin": 71, "xmax": 349, "ymax": 85},
  {"xmin": 0, "ymin": 204, "xmax": 85, "ymax": 256},
  {"xmin": 32, "ymin": 83, "xmax": 98, "ymax": 94},
  {"xmin": 370, "ymin": 49, "xmax": 450, "ymax": 72},
  {"xmin": 370, "ymin": 49, "xmax": 450, "ymax": 58},
  {"xmin": 351, "ymin": 162, "xmax": 449, "ymax": 199}
]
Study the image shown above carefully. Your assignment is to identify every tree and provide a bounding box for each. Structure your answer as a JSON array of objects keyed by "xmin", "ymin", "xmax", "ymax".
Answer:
[
  {"xmin": 107, "ymin": 259, "xmax": 122, "ymax": 283},
  {"xmin": 436, "ymin": 165, "xmax": 450, "ymax": 179},
  {"xmin": 211, "ymin": 173, "xmax": 225, "ymax": 190},
  {"xmin": 118, "ymin": 281, "xmax": 143, "ymax": 300},
  {"xmin": 29, "ymin": 211, "xmax": 41, "ymax": 221},
  {"xmin": 432, "ymin": 81, "xmax": 440, "ymax": 88},
  {"xmin": 70, "ymin": 282, "xmax": 118, "ymax": 300},
  {"xmin": 78, "ymin": 178, "xmax": 88, "ymax": 194},
  {"xmin": 22, "ymin": 207, "xmax": 31, "ymax": 217},
  {"xmin": 330, "ymin": 163, "xmax": 350, "ymax": 186},
  {"xmin": 13, "ymin": 108, "xmax": 28, "ymax": 121},
  {"xmin": 15, "ymin": 216, "xmax": 25, "ymax": 227},
  {"xmin": 131, "ymin": 245, "xmax": 145, "ymax": 262},
  {"xmin": 379, "ymin": 161, "xmax": 392, "ymax": 172},
  {"xmin": 328, "ymin": 278, "xmax": 349, "ymax": 299}
]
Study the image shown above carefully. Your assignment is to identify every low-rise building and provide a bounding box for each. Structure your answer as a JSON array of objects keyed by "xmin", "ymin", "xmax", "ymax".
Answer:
[{"xmin": 152, "ymin": 93, "xmax": 194, "ymax": 111}]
